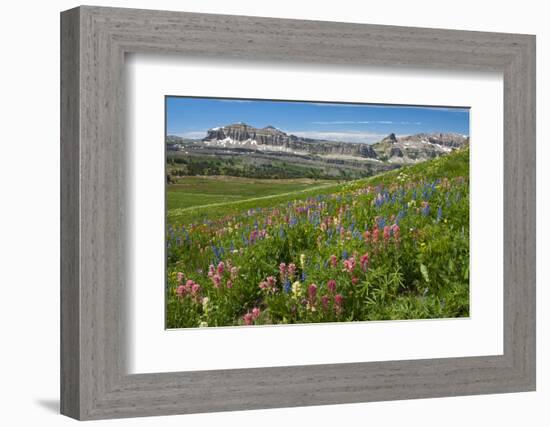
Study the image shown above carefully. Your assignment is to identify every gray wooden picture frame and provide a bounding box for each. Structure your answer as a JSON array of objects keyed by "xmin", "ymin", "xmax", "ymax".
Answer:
[{"xmin": 60, "ymin": 5, "xmax": 536, "ymax": 420}]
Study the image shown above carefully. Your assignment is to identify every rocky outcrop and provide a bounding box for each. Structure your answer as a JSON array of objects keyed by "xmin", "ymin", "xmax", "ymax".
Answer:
[
  {"xmin": 400, "ymin": 132, "xmax": 469, "ymax": 149},
  {"xmin": 203, "ymin": 123, "xmax": 293, "ymax": 146},
  {"xmin": 380, "ymin": 133, "xmax": 398, "ymax": 144}
]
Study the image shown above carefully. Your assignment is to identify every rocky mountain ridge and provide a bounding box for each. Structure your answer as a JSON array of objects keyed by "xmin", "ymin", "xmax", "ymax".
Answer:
[
  {"xmin": 168, "ymin": 122, "xmax": 468, "ymax": 164},
  {"xmin": 371, "ymin": 131, "xmax": 469, "ymax": 163}
]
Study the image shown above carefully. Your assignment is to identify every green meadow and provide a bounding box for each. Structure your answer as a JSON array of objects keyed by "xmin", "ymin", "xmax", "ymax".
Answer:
[
  {"xmin": 166, "ymin": 176, "xmax": 337, "ymax": 224},
  {"xmin": 166, "ymin": 148, "xmax": 470, "ymax": 328}
]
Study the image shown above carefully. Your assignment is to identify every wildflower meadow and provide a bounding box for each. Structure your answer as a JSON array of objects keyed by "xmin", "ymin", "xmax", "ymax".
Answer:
[{"xmin": 165, "ymin": 147, "xmax": 470, "ymax": 328}]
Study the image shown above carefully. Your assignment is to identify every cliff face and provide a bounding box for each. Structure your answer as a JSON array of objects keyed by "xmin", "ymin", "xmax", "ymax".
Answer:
[{"xmin": 202, "ymin": 123, "xmax": 380, "ymax": 158}]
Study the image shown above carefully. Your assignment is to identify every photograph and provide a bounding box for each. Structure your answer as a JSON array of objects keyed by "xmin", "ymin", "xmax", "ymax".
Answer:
[{"xmin": 165, "ymin": 97, "xmax": 470, "ymax": 328}]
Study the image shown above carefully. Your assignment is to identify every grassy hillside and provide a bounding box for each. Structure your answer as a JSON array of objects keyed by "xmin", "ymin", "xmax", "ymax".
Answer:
[{"xmin": 166, "ymin": 148, "xmax": 470, "ymax": 328}]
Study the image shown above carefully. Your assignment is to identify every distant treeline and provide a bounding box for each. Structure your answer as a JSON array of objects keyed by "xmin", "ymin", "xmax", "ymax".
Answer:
[{"xmin": 166, "ymin": 156, "xmax": 371, "ymax": 181}]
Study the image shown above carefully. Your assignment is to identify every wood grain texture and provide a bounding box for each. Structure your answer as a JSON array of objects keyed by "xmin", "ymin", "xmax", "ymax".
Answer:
[
  {"xmin": 60, "ymin": 7, "xmax": 80, "ymax": 419},
  {"xmin": 60, "ymin": 5, "xmax": 536, "ymax": 420}
]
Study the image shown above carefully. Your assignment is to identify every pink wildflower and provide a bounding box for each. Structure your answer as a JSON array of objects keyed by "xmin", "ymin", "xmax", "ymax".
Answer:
[
  {"xmin": 176, "ymin": 285, "xmax": 186, "ymax": 297},
  {"xmin": 176, "ymin": 272, "xmax": 184, "ymax": 283},
  {"xmin": 251, "ymin": 307, "xmax": 261, "ymax": 320},
  {"xmin": 363, "ymin": 230, "xmax": 371, "ymax": 242},
  {"xmin": 351, "ymin": 277, "xmax": 359, "ymax": 285},
  {"xmin": 243, "ymin": 312, "xmax": 254, "ymax": 325},
  {"xmin": 185, "ymin": 279, "xmax": 194, "ymax": 293},
  {"xmin": 279, "ymin": 263, "xmax": 287, "ymax": 279},
  {"xmin": 321, "ymin": 295, "xmax": 330, "ymax": 311},
  {"xmin": 327, "ymin": 279, "xmax": 337, "ymax": 293},
  {"xmin": 383, "ymin": 225, "xmax": 391, "ymax": 242},
  {"xmin": 372, "ymin": 227, "xmax": 380, "ymax": 242},
  {"xmin": 334, "ymin": 294, "xmax": 344, "ymax": 314},
  {"xmin": 260, "ymin": 276, "xmax": 277, "ymax": 292},
  {"xmin": 308, "ymin": 283, "xmax": 317, "ymax": 301},
  {"xmin": 343, "ymin": 257, "xmax": 356, "ymax": 274},
  {"xmin": 207, "ymin": 264, "xmax": 215, "ymax": 278},
  {"xmin": 329, "ymin": 254, "xmax": 338, "ymax": 267},
  {"xmin": 191, "ymin": 283, "xmax": 201, "ymax": 294},
  {"xmin": 360, "ymin": 252, "xmax": 369, "ymax": 271},
  {"xmin": 212, "ymin": 274, "xmax": 221, "ymax": 288},
  {"xmin": 226, "ymin": 280, "xmax": 233, "ymax": 289},
  {"xmin": 217, "ymin": 261, "xmax": 225, "ymax": 275},
  {"xmin": 266, "ymin": 276, "xmax": 276, "ymax": 288},
  {"xmin": 392, "ymin": 224, "xmax": 400, "ymax": 241}
]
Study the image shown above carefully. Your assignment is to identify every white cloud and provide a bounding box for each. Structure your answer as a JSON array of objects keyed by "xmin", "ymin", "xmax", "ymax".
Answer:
[
  {"xmin": 289, "ymin": 130, "xmax": 388, "ymax": 144},
  {"xmin": 311, "ymin": 120, "xmax": 421, "ymax": 125},
  {"xmin": 170, "ymin": 131, "xmax": 205, "ymax": 139},
  {"xmin": 311, "ymin": 120, "xmax": 369, "ymax": 125}
]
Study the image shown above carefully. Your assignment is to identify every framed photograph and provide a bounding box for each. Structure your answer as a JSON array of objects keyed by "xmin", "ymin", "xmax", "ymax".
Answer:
[
  {"xmin": 164, "ymin": 97, "xmax": 471, "ymax": 329},
  {"xmin": 61, "ymin": 6, "xmax": 536, "ymax": 420}
]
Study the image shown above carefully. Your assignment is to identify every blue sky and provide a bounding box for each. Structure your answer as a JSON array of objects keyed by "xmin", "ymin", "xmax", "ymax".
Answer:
[{"xmin": 166, "ymin": 97, "xmax": 470, "ymax": 144}]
